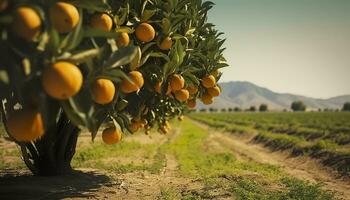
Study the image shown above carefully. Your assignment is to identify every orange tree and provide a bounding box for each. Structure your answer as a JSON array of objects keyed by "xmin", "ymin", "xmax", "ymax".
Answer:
[{"xmin": 0, "ymin": 0, "xmax": 227, "ymax": 176}]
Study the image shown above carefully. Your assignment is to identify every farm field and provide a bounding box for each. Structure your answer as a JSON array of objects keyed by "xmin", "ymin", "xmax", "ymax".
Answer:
[
  {"xmin": 190, "ymin": 112, "xmax": 350, "ymax": 176},
  {"xmin": 1, "ymin": 117, "xmax": 349, "ymax": 199}
]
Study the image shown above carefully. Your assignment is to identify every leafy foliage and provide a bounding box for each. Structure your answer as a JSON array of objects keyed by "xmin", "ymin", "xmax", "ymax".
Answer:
[
  {"xmin": 0, "ymin": 0, "xmax": 226, "ymax": 139},
  {"xmin": 342, "ymin": 102, "xmax": 350, "ymax": 111},
  {"xmin": 291, "ymin": 101, "xmax": 306, "ymax": 112}
]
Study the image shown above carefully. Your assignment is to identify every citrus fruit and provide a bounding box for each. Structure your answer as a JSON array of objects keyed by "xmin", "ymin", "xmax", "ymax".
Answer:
[
  {"xmin": 174, "ymin": 89, "xmax": 189, "ymax": 102},
  {"xmin": 12, "ymin": 6, "xmax": 42, "ymax": 41},
  {"xmin": 135, "ymin": 23, "xmax": 155, "ymax": 42},
  {"xmin": 170, "ymin": 74, "xmax": 184, "ymax": 91},
  {"xmin": 187, "ymin": 99, "xmax": 197, "ymax": 109},
  {"xmin": 42, "ymin": 61, "xmax": 83, "ymax": 100},
  {"xmin": 7, "ymin": 109, "xmax": 45, "ymax": 142},
  {"xmin": 201, "ymin": 75, "xmax": 216, "ymax": 88},
  {"xmin": 102, "ymin": 127, "xmax": 122, "ymax": 145},
  {"xmin": 91, "ymin": 79, "xmax": 115, "ymax": 105},
  {"xmin": 120, "ymin": 71, "xmax": 144, "ymax": 93},
  {"xmin": 159, "ymin": 37, "xmax": 172, "ymax": 50},
  {"xmin": 117, "ymin": 32, "xmax": 130, "ymax": 47},
  {"xmin": 50, "ymin": 2, "xmax": 79, "ymax": 33},
  {"xmin": 90, "ymin": 13, "xmax": 113, "ymax": 31},
  {"xmin": 207, "ymin": 86, "xmax": 221, "ymax": 97},
  {"xmin": 201, "ymin": 93, "xmax": 214, "ymax": 105}
]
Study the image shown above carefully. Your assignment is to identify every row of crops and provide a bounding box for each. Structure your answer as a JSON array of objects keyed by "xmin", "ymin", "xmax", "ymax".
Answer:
[{"xmin": 190, "ymin": 112, "xmax": 350, "ymax": 176}]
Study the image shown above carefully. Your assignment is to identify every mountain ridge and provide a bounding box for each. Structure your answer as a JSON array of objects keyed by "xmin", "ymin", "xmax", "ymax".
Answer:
[{"xmin": 197, "ymin": 81, "xmax": 350, "ymax": 110}]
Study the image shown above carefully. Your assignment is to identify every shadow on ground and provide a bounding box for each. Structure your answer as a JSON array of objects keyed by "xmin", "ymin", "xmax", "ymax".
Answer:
[{"xmin": 0, "ymin": 169, "xmax": 113, "ymax": 200}]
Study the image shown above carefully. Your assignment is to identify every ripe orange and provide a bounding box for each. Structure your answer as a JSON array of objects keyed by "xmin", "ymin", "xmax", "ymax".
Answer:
[
  {"xmin": 117, "ymin": 32, "xmax": 130, "ymax": 47},
  {"xmin": 174, "ymin": 89, "xmax": 189, "ymax": 102},
  {"xmin": 50, "ymin": 2, "xmax": 79, "ymax": 33},
  {"xmin": 7, "ymin": 109, "xmax": 45, "ymax": 142},
  {"xmin": 201, "ymin": 93, "xmax": 214, "ymax": 105},
  {"xmin": 187, "ymin": 85, "xmax": 198, "ymax": 95},
  {"xmin": 90, "ymin": 13, "xmax": 113, "ymax": 32},
  {"xmin": 159, "ymin": 37, "xmax": 172, "ymax": 50},
  {"xmin": 207, "ymin": 86, "xmax": 221, "ymax": 97},
  {"xmin": 120, "ymin": 71, "xmax": 144, "ymax": 93},
  {"xmin": 170, "ymin": 74, "xmax": 185, "ymax": 91},
  {"xmin": 201, "ymin": 75, "xmax": 216, "ymax": 88},
  {"xmin": 187, "ymin": 99, "xmax": 196, "ymax": 109},
  {"xmin": 0, "ymin": 0, "xmax": 8, "ymax": 12},
  {"xmin": 12, "ymin": 6, "xmax": 42, "ymax": 41},
  {"xmin": 42, "ymin": 61, "xmax": 83, "ymax": 100},
  {"xmin": 102, "ymin": 127, "xmax": 122, "ymax": 145},
  {"xmin": 91, "ymin": 79, "xmax": 115, "ymax": 105},
  {"xmin": 135, "ymin": 23, "xmax": 155, "ymax": 42}
]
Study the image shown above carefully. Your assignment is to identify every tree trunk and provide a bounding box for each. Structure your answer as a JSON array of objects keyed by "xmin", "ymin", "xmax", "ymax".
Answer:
[
  {"xmin": 19, "ymin": 112, "xmax": 80, "ymax": 176},
  {"xmin": 1, "ymin": 100, "xmax": 81, "ymax": 176}
]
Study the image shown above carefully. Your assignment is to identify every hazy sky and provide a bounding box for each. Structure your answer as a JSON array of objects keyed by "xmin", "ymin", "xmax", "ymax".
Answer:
[{"xmin": 209, "ymin": 0, "xmax": 350, "ymax": 99}]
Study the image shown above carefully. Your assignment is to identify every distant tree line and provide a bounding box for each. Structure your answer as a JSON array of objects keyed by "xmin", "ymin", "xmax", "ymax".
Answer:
[
  {"xmin": 291, "ymin": 101, "xmax": 306, "ymax": 112},
  {"xmin": 343, "ymin": 102, "xmax": 350, "ymax": 111},
  {"xmin": 193, "ymin": 101, "xmax": 350, "ymax": 113}
]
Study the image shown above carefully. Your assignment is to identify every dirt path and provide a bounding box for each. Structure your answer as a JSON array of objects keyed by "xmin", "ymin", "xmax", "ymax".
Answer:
[
  {"xmin": 195, "ymin": 121, "xmax": 350, "ymax": 199},
  {"xmin": 91, "ymin": 127, "xmax": 204, "ymax": 200}
]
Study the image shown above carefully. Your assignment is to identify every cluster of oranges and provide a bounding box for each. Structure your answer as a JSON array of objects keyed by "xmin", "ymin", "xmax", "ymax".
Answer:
[
  {"xmin": 3, "ymin": 1, "xmax": 172, "ymax": 144},
  {"xmin": 154, "ymin": 71, "xmax": 221, "ymax": 109},
  {"xmin": 2, "ymin": 0, "xmax": 224, "ymax": 146}
]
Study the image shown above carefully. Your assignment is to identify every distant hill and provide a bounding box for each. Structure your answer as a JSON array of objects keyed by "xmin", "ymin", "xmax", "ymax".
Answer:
[{"xmin": 197, "ymin": 81, "xmax": 350, "ymax": 110}]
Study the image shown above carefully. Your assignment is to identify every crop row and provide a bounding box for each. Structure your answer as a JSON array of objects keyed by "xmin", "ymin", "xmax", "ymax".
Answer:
[
  {"xmin": 192, "ymin": 112, "xmax": 350, "ymax": 145},
  {"xmin": 190, "ymin": 112, "xmax": 350, "ymax": 176}
]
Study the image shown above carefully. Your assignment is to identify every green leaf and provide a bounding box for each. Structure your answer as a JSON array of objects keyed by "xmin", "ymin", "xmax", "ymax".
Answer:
[
  {"xmin": 116, "ymin": 26, "xmax": 134, "ymax": 33},
  {"xmin": 104, "ymin": 45, "xmax": 138, "ymax": 69},
  {"xmin": 66, "ymin": 49, "xmax": 101, "ymax": 64},
  {"xmin": 61, "ymin": 100, "xmax": 86, "ymax": 127},
  {"xmin": 141, "ymin": 9, "xmax": 157, "ymax": 22},
  {"xmin": 0, "ymin": 70, "xmax": 9, "ymax": 84},
  {"xmin": 117, "ymin": 99, "xmax": 129, "ymax": 111},
  {"xmin": 148, "ymin": 52, "xmax": 170, "ymax": 62},
  {"xmin": 99, "ymin": 68, "xmax": 129, "ymax": 83},
  {"xmin": 47, "ymin": 28, "xmax": 60, "ymax": 54}
]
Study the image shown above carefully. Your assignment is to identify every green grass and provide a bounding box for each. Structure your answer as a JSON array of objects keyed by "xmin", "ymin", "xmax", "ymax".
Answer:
[
  {"xmin": 0, "ymin": 145, "xmax": 25, "ymax": 170},
  {"xmin": 72, "ymin": 140, "xmax": 165, "ymax": 173},
  {"xmin": 162, "ymin": 120, "xmax": 337, "ymax": 199}
]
